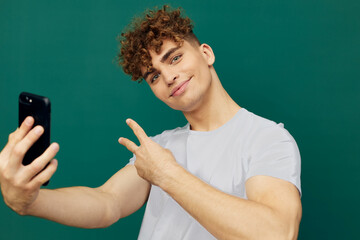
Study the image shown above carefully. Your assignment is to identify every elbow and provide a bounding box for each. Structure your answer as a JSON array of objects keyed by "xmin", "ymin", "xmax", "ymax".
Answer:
[
  {"xmin": 99, "ymin": 202, "xmax": 122, "ymax": 229},
  {"xmin": 278, "ymin": 219, "xmax": 301, "ymax": 240},
  {"xmin": 287, "ymin": 220, "xmax": 301, "ymax": 240},
  {"xmin": 279, "ymin": 204, "xmax": 302, "ymax": 240},
  {"xmin": 99, "ymin": 211, "xmax": 121, "ymax": 229},
  {"xmin": 97, "ymin": 188, "xmax": 122, "ymax": 229},
  {"xmin": 215, "ymin": 220, "xmax": 299, "ymax": 240},
  {"xmin": 263, "ymin": 218, "xmax": 300, "ymax": 240},
  {"xmin": 282, "ymin": 227, "xmax": 299, "ymax": 240},
  {"xmin": 258, "ymin": 227, "xmax": 297, "ymax": 240},
  {"xmin": 93, "ymin": 216, "xmax": 117, "ymax": 229},
  {"xmin": 75, "ymin": 209, "xmax": 120, "ymax": 229},
  {"xmin": 95, "ymin": 221, "xmax": 116, "ymax": 229},
  {"xmin": 83, "ymin": 209, "xmax": 120, "ymax": 229}
]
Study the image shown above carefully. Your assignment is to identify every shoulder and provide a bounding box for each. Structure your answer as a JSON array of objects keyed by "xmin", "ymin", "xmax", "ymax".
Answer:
[
  {"xmin": 238, "ymin": 109, "xmax": 300, "ymax": 168},
  {"xmin": 242, "ymin": 109, "xmax": 302, "ymax": 195},
  {"xmin": 242, "ymin": 109, "xmax": 298, "ymax": 151},
  {"xmin": 149, "ymin": 124, "xmax": 188, "ymax": 147}
]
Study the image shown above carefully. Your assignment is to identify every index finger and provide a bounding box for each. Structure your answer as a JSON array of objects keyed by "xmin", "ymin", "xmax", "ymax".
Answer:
[
  {"xmin": 12, "ymin": 116, "xmax": 35, "ymax": 142},
  {"xmin": 3, "ymin": 116, "xmax": 34, "ymax": 155},
  {"xmin": 126, "ymin": 118, "xmax": 148, "ymax": 144},
  {"xmin": 9, "ymin": 125, "xmax": 44, "ymax": 168}
]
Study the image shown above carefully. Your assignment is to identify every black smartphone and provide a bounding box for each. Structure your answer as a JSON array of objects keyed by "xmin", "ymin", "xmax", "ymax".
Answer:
[{"xmin": 19, "ymin": 92, "xmax": 51, "ymax": 186}]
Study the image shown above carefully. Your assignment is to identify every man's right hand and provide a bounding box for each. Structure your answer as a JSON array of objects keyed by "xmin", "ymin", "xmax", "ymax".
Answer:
[
  {"xmin": 0, "ymin": 117, "xmax": 149, "ymax": 228},
  {"xmin": 0, "ymin": 116, "xmax": 59, "ymax": 215}
]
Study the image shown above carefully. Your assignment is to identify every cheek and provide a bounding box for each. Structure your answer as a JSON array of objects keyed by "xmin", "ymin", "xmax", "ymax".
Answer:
[
  {"xmin": 184, "ymin": 55, "xmax": 208, "ymax": 79},
  {"xmin": 151, "ymin": 85, "xmax": 168, "ymax": 101},
  {"xmin": 182, "ymin": 55, "xmax": 200, "ymax": 73}
]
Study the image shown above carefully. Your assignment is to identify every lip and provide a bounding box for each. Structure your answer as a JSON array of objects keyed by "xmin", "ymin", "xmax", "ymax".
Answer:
[{"xmin": 170, "ymin": 77, "xmax": 192, "ymax": 97}]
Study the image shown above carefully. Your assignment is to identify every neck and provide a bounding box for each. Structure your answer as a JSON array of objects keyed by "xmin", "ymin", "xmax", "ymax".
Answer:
[{"xmin": 183, "ymin": 69, "xmax": 241, "ymax": 131}]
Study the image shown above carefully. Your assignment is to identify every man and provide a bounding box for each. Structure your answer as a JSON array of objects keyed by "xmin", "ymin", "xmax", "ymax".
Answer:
[{"xmin": 0, "ymin": 5, "xmax": 302, "ymax": 240}]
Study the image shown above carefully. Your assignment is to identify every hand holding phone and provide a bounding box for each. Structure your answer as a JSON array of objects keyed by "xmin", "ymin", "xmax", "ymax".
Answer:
[{"xmin": 0, "ymin": 93, "xmax": 58, "ymax": 215}]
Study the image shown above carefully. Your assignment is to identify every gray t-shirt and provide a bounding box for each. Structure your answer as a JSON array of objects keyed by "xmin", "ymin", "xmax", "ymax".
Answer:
[{"xmin": 129, "ymin": 108, "xmax": 301, "ymax": 239}]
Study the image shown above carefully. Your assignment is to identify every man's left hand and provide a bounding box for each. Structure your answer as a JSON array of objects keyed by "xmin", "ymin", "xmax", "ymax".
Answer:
[{"xmin": 118, "ymin": 119, "xmax": 178, "ymax": 186}]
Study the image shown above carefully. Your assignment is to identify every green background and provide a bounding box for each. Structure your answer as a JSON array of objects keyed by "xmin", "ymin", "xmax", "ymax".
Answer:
[{"xmin": 1, "ymin": 0, "xmax": 359, "ymax": 239}]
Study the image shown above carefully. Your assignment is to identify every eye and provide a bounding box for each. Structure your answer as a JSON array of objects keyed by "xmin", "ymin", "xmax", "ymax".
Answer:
[
  {"xmin": 151, "ymin": 73, "xmax": 160, "ymax": 83},
  {"xmin": 171, "ymin": 55, "xmax": 182, "ymax": 64}
]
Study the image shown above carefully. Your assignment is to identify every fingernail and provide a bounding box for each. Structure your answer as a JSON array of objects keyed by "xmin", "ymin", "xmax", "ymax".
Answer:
[
  {"xmin": 118, "ymin": 137, "xmax": 123, "ymax": 143},
  {"xmin": 25, "ymin": 117, "xmax": 33, "ymax": 126},
  {"xmin": 52, "ymin": 143, "xmax": 59, "ymax": 151},
  {"xmin": 126, "ymin": 119, "xmax": 130, "ymax": 124},
  {"xmin": 34, "ymin": 126, "xmax": 43, "ymax": 135}
]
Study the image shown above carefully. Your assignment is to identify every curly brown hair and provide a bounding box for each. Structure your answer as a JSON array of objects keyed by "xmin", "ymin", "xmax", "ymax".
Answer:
[{"xmin": 117, "ymin": 5, "xmax": 200, "ymax": 82}]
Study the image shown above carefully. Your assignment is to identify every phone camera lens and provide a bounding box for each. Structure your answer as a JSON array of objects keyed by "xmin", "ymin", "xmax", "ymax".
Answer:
[{"xmin": 25, "ymin": 96, "xmax": 32, "ymax": 103}]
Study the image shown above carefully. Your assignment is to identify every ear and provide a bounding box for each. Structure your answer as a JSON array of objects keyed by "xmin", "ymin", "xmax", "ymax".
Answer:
[{"xmin": 199, "ymin": 43, "xmax": 215, "ymax": 66}]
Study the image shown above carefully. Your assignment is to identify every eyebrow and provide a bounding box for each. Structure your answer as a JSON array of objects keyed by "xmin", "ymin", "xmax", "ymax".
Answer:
[
  {"xmin": 143, "ymin": 46, "xmax": 181, "ymax": 81},
  {"xmin": 143, "ymin": 70, "xmax": 153, "ymax": 82},
  {"xmin": 160, "ymin": 46, "xmax": 181, "ymax": 63}
]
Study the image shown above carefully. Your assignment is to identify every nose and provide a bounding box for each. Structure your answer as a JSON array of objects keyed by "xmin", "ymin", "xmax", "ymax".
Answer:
[{"xmin": 162, "ymin": 68, "xmax": 178, "ymax": 86}]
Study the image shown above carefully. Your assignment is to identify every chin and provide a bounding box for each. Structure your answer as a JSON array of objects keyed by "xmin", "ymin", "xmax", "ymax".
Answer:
[{"xmin": 168, "ymin": 95, "xmax": 204, "ymax": 113}]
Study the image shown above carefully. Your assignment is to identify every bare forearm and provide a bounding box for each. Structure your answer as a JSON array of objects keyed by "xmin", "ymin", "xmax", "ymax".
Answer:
[
  {"xmin": 25, "ymin": 186, "xmax": 119, "ymax": 229},
  {"xmin": 160, "ymin": 166, "xmax": 290, "ymax": 240}
]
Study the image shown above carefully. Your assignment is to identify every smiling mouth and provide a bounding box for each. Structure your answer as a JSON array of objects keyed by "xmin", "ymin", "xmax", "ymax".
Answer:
[{"xmin": 170, "ymin": 77, "xmax": 192, "ymax": 97}]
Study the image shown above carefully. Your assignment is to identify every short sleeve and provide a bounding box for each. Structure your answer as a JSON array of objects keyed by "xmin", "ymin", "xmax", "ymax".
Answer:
[{"xmin": 246, "ymin": 123, "xmax": 302, "ymax": 196}]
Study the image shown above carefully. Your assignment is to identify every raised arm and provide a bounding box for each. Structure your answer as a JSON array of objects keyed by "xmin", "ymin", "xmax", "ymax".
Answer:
[
  {"xmin": 0, "ymin": 117, "xmax": 150, "ymax": 228},
  {"xmin": 26, "ymin": 164, "xmax": 150, "ymax": 228}
]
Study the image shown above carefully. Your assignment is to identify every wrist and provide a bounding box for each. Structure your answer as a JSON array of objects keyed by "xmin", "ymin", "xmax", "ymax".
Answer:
[
  {"xmin": 22, "ymin": 190, "xmax": 43, "ymax": 216},
  {"xmin": 157, "ymin": 162, "xmax": 186, "ymax": 192}
]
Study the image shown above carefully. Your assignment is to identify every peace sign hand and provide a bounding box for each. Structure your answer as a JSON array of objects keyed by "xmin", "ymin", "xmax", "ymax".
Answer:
[{"xmin": 118, "ymin": 119, "xmax": 178, "ymax": 186}]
